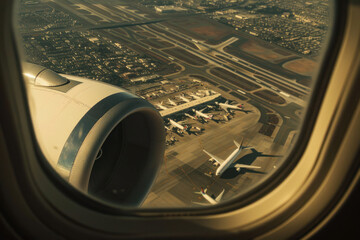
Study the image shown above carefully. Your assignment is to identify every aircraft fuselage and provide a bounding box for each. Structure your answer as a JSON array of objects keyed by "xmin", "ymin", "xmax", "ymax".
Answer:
[
  {"xmin": 216, "ymin": 147, "xmax": 242, "ymax": 176},
  {"xmin": 201, "ymin": 192, "xmax": 217, "ymax": 205}
]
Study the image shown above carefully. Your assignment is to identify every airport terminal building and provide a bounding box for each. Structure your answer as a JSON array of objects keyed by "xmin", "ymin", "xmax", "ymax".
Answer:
[{"xmin": 159, "ymin": 93, "xmax": 221, "ymax": 117}]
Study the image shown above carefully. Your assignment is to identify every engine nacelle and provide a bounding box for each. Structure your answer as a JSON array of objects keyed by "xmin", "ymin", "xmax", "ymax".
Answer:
[{"xmin": 23, "ymin": 63, "xmax": 165, "ymax": 207}]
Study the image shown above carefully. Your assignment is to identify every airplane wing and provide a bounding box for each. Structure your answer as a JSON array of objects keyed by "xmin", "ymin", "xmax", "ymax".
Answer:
[
  {"xmin": 199, "ymin": 107, "xmax": 207, "ymax": 112},
  {"xmin": 233, "ymin": 164, "xmax": 261, "ymax": 169},
  {"xmin": 234, "ymin": 139, "xmax": 242, "ymax": 148},
  {"xmin": 192, "ymin": 201, "xmax": 209, "ymax": 206},
  {"xmin": 215, "ymin": 189, "xmax": 225, "ymax": 202},
  {"xmin": 203, "ymin": 150, "xmax": 224, "ymax": 164}
]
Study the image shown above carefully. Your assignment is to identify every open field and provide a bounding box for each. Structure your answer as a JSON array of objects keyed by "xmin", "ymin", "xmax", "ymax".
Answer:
[
  {"xmin": 149, "ymin": 25, "xmax": 199, "ymax": 49},
  {"xmin": 253, "ymin": 90, "xmax": 286, "ymax": 105},
  {"xmin": 224, "ymin": 39, "xmax": 312, "ymax": 86},
  {"xmin": 162, "ymin": 16, "xmax": 235, "ymax": 44},
  {"xmin": 140, "ymin": 38, "xmax": 174, "ymax": 49},
  {"xmin": 135, "ymin": 31, "xmax": 156, "ymax": 38},
  {"xmin": 210, "ymin": 67, "xmax": 261, "ymax": 91},
  {"xmin": 241, "ymin": 40, "xmax": 296, "ymax": 64},
  {"xmin": 283, "ymin": 58, "xmax": 318, "ymax": 77},
  {"xmin": 259, "ymin": 124, "xmax": 276, "ymax": 137},
  {"xmin": 163, "ymin": 48, "xmax": 208, "ymax": 66}
]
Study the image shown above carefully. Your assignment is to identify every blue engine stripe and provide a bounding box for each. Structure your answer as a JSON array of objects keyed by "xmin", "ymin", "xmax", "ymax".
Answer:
[{"xmin": 57, "ymin": 93, "xmax": 131, "ymax": 171}]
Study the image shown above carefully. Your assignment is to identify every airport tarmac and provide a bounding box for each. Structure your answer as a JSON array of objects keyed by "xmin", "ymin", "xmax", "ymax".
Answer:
[{"xmin": 142, "ymin": 102, "xmax": 287, "ymax": 208}]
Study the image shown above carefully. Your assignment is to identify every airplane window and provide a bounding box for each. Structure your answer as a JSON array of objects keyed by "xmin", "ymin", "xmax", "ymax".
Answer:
[{"xmin": 15, "ymin": 0, "xmax": 333, "ymax": 208}]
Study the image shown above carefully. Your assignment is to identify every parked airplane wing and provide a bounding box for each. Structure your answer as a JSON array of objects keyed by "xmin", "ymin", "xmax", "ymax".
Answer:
[
  {"xmin": 234, "ymin": 138, "xmax": 244, "ymax": 148},
  {"xmin": 233, "ymin": 164, "xmax": 261, "ymax": 170},
  {"xmin": 199, "ymin": 107, "xmax": 207, "ymax": 112},
  {"xmin": 215, "ymin": 189, "xmax": 225, "ymax": 202},
  {"xmin": 203, "ymin": 150, "xmax": 224, "ymax": 164},
  {"xmin": 192, "ymin": 202, "xmax": 209, "ymax": 206}
]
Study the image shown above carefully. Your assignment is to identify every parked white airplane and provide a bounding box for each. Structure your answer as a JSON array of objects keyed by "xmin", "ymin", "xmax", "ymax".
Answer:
[
  {"xmin": 177, "ymin": 95, "xmax": 190, "ymax": 103},
  {"xmin": 193, "ymin": 187, "xmax": 225, "ymax": 205},
  {"xmin": 168, "ymin": 98, "xmax": 177, "ymax": 106},
  {"xmin": 199, "ymin": 89, "xmax": 211, "ymax": 96},
  {"xmin": 155, "ymin": 102, "xmax": 168, "ymax": 110},
  {"xmin": 203, "ymin": 139, "xmax": 260, "ymax": 176},
  {"xmin": 190, "ymin": 94, "xmax": 201, "ymax": 100},
  {"xmin": 215, "ymin": 101, "xmax": 244, "ymax": 113},
  {"xmin": 192, "ymin": 108, "xmax": 213, "ymax": 120},
  {"xmin": 167, "ymin": 118, "xmax": 188, "ymax": 131}
]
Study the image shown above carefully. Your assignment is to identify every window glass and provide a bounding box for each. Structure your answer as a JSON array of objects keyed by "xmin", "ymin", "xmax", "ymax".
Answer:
[{"xmin": 16, "ymin": 0, "xmax": 333, "ymax": 208}]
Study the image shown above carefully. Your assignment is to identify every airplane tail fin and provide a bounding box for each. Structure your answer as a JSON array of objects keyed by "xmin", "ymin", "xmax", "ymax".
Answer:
[{"xmin": 195, "ymin": 187, "xmax": 207, "ymax": 194}]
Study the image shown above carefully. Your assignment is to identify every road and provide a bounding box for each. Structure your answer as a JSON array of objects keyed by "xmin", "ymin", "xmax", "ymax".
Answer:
[
  {"xmin": 35, "ymin": 0, "xmax": 310, "ymax": 207},
  {"xmin": 49, "ymin": 0, "xmax": 304, "ymax": 147}
]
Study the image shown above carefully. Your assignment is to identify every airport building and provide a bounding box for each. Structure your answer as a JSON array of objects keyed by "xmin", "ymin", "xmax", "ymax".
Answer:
[
  {"xmin": 130, "ymin": 74, "xmax": 160, "ymax": 83},
  {"xmin": 159, "ymin": 93, "xmax": 221, "ymax": 117},
  {"xmin": 154, "ymin": 6, "xmax": 187, "ymax": 14}
]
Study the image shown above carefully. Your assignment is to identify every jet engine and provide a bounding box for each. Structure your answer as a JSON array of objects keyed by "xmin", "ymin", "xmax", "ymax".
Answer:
[{"xmin": 23, "ymin": 63, "xmax": 165, "ymax": 207}]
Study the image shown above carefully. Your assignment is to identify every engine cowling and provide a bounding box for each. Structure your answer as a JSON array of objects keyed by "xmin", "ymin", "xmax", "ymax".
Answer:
[{"xmin": 23, "ymin": 63, "xmax": 165, "ymax": 207}]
